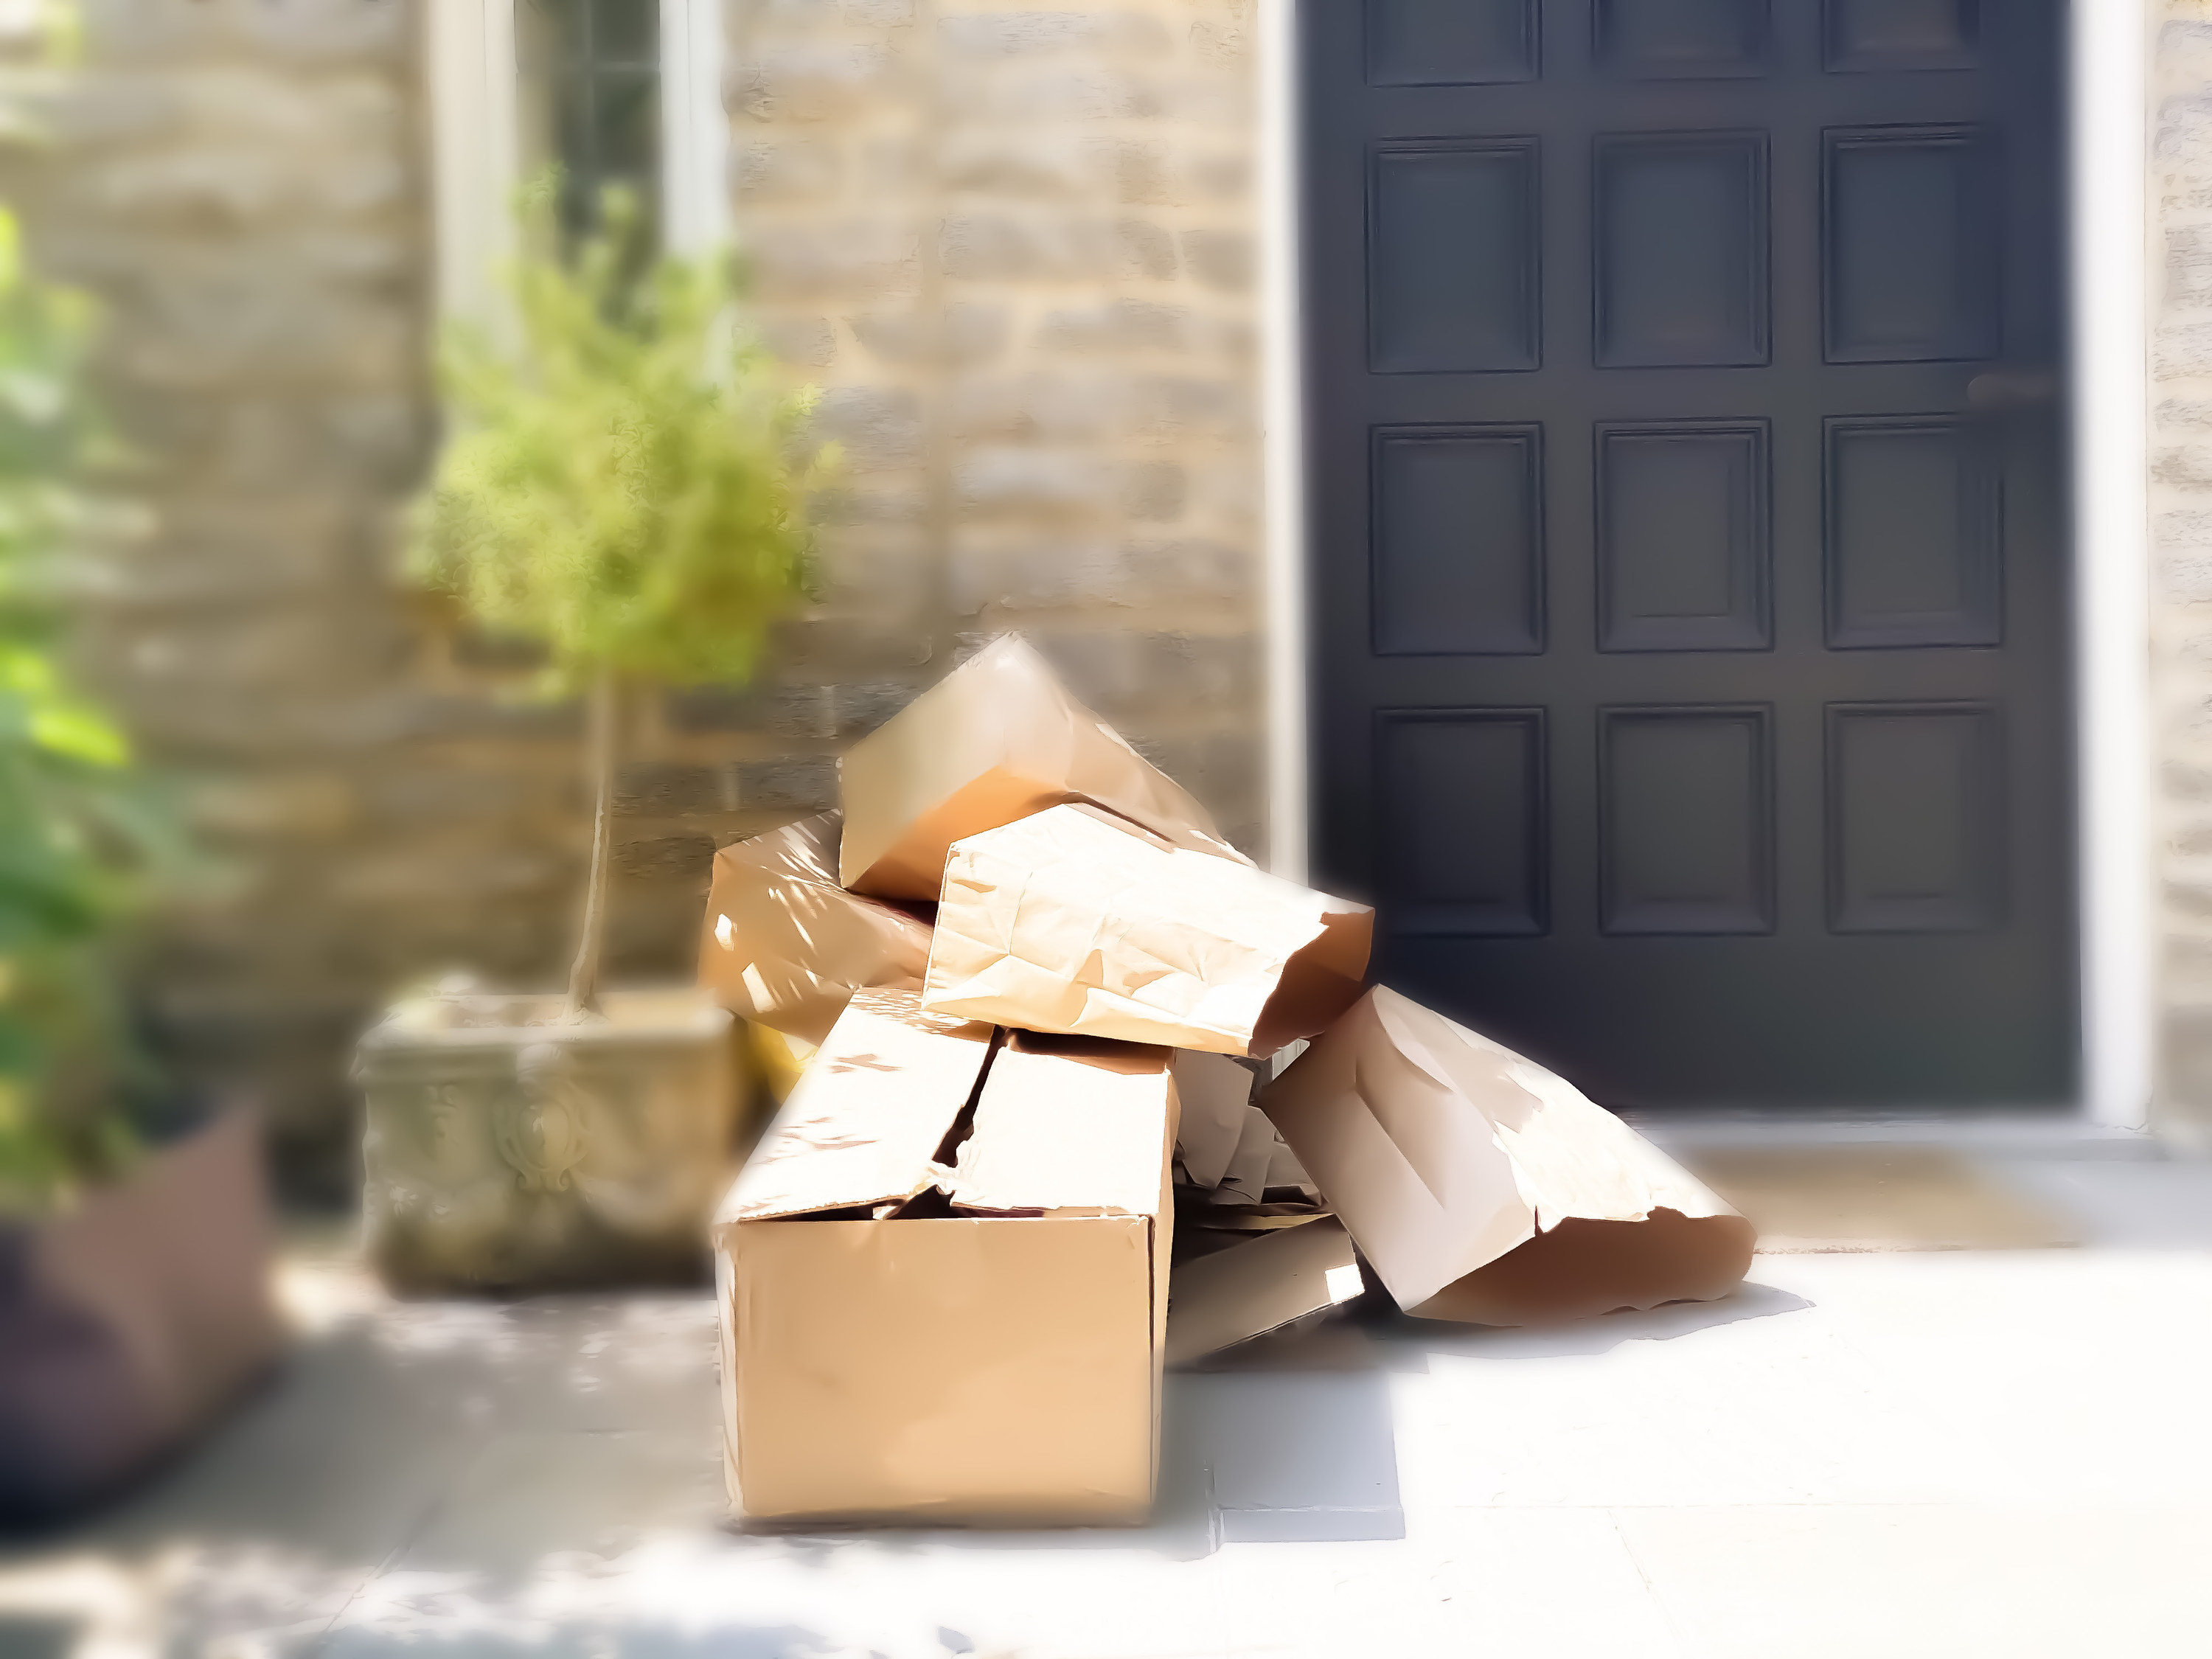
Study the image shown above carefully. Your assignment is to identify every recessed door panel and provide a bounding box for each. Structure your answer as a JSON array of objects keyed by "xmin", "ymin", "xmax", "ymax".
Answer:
[
  {"xmin": 1373, "ymin": 425, "xmax": 1545, "ymax": 655},
  {"xmin": 1826, "ymin": 416, "xmax": 2000, "ymax": 647},
  {"xmin": 1595, "ymin": 0, "xmax": 1769, "ymax": 78},
  {"xmin": 1377, "ymin": 709, "xmax": 1548, "ymax": 936},
  {"xmin": 1597, "ymin": 421, "xmax": 1770, "ymax": 651},
  {"xmin": 1601, "ymin": 708, "xmax": 1774, "ymax": 936},
  {"xmin": 1823, "ymin": 0, "xmax": 1977, "ymax": 72},
  {"xmin": 1825, "ymin": 127, "xmax": 2000, "ymax": 364},
  {"xmin": 1367, "ymin": 0, "xmax": 1540, "ymax": 85},
  {"xmin": 1828, "ymin": 703, "xmax": 2003, "ymax": 933},
  {"xmin": 1370, "ymin": 142, "xmax": 1542, "ymax": 374},
  {"xmin": 1595, "ymin": 133, "xmax": 1769, "ymax": 368}
]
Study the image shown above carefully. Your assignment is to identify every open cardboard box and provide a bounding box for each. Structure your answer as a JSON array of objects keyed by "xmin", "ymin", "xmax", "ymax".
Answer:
[{"xmin": 713, "ymin": 992, "xmax": 1178, "ymax": 1526}]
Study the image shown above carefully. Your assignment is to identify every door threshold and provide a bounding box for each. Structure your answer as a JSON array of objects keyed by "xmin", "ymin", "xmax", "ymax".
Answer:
[{"xmin": 1628, "ymin": 1113, "xmax": 2164, "ymax": 1161}]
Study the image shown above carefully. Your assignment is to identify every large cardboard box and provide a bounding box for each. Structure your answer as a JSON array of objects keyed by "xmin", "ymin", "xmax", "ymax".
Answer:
[
  {"xmin": 837, "ymin": 634, "xmax": 1248, "ymax": 900},
  {"xmin": 922, "ymin": 804, "xmax": 1371, "ymax": 1054},
  {"xmin": 712, "ymin": 992, "xmax": 1178, "ymax": 1526},
  {"xmin": 1260, "ymin": 987, "xmax": 1755, "ymax": 1325},
  {"xmin": 696, "ymin": 811, "xmax": 933, "ymax": 1045}
]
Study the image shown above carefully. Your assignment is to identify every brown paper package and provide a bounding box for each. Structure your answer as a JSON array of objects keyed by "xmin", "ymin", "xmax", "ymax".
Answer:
[
  {"xmin": 712, "ymin": 992, "xmax": 1178, "ymax": 1526},
  {"xmin": 1260, "ymin": 987, "xmax": 1755, "ymax": 1326},
  {"xmin": 836, "ymin": 633, "xmax": 1251, "ymax": 901},
  {"xmin": 696, "ymin": 811, "xmax": 933, "ymax": 1046},
  {"xmin": 922, "ymin": 804, "xmax": 1371, "ymax": 1055}
]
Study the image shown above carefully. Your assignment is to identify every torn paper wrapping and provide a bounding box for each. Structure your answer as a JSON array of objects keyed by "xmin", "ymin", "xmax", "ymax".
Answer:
[
  {"xmin": 922, "ymin": 804, "xmax": 1371, "ymax": 1055},
  {"xmin": 697, "ymin": 812, "xmax": 934, "ymax": 1046},
  {"xmin": 713, "ymin": 991, "xmax": 1178, "ymax": 1525},
  {"xmin": 1260, "ymin": 987, "xmax": 1754, "ymax": 1326},
  {"xmin": 1171, "ymin": 1049, "xmax": 1256, "ymax": 1188},
  {"xmin": 837, "ymin": 633, "xmax": 1251, "ymax": 901}
]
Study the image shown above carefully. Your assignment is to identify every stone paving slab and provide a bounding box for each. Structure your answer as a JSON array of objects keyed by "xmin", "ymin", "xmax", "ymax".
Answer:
[{"xmin": 4, "ymin": 1158, "xmax": 2212, "ymax": 1658}]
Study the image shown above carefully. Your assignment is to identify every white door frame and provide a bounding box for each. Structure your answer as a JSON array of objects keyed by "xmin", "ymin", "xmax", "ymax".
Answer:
[{"xmin": 1259, "ymin": 1, "xmax": 2156, "ymax": 1129}]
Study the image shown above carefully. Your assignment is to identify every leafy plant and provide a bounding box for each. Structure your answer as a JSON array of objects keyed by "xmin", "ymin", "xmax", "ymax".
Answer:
[
  {"xmin": 409, "ymin": 184, "xmax": 824, "ymax": 1016},
  {"xmin": 0, "ymin": 206, "xmax": 184, "ymax": 1211}
]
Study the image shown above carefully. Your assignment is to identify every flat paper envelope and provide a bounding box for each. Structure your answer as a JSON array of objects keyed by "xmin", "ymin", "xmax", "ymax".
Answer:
[
  {"xmin": 1260, "ymin": 987, "xmax": 1754, "ymax": 1325},
  {"xmin": 698, "ymin": 812, "xmax": 934, "ymax": 1046},
  {"xmin": 922, "ymin": 804, "xmax": 1371, "ymax": 1055},
  {"xmin": 837, "ymin": 633, "xmax": 1250, "ymax": 900}
]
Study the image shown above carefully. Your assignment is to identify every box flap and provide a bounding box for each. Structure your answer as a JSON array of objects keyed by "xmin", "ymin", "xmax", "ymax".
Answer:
[
  {"xmin": 837, "ymin": 633, "xmax": 1250, "ymax": 898},
  {"xmin": 715, "ymin": 990, "xmax": 996, "ymax": 1224},
  {"xmin": 1164, "ymin": 1216, "xmax": 1363, "ymax": 1368},
  {"xmin": 698, "ymin": 811, "xmax": 934, "ymax": 1045},
  {"xmin": 946, "ymin": 1038, "xmax": 1175, "ymax": 1218},
  {"xmin": 922, "ymin": 802, "xmax": 1370, "ymax": 1054}
]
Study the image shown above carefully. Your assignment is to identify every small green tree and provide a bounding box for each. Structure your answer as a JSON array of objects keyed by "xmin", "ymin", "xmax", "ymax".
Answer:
[
  {"xmin": 0, "ymin": 205, "xmax": 186, "ymax": 1209},
  {"xmin": 410, "ymin": 189, "xmax": 824, "ymax": 1018}
]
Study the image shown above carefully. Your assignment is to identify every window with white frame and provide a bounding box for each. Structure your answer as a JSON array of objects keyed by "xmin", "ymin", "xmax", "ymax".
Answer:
[{"xmin": 428, "ymin": 0, "xmax": 727, "ymax": 327}]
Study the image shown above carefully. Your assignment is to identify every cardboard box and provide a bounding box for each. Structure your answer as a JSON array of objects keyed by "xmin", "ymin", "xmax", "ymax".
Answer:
[
  {"xmin": 1260, "ymin": 987, "xmax": 1756, "ymax": 1326},
  {"xmin": 837, "ymin": 634, "xmax": 1250, "ymax": 900},
  {"xmin": 697, "ymin": 811, "xmax": 933, "ymax": 1045},
  {"xmin": 1164, "ymin": 1216, "xmax": 1363, "ymax": 1368},
  {"xmin": 922, "ymin": 804, "xmax": 1372, "ymax": 1055},
  {"xmin": 712, "ymin": 992, "xmax": 1178, "ymax": 1526}
]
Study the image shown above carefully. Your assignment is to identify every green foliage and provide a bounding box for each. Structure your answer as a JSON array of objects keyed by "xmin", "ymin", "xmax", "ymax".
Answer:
[
  {"xmin": 0, "ymin": 206, "xmax": 186, "ymax": 1210},
  {"xmin": 409, "ymin": 186, "xmax": 824, "ymax": 696}
]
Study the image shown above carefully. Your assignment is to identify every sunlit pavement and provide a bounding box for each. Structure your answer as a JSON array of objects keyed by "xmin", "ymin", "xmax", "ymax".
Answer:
[{"xmin": 6, "ymin": 1152, "xmax": 2212, "ymax": 1659}]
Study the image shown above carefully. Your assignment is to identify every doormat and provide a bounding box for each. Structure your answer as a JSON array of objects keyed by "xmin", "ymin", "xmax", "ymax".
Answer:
[{"xmin": 1682, "ymin": 1148, "xmax": 2083, "ymax": 1253}]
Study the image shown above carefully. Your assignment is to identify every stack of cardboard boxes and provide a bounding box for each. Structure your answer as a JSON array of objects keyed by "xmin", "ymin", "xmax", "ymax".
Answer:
[{"xmin": 700, "ymin": 636, "xmax": 1756, "ymax": 1527}]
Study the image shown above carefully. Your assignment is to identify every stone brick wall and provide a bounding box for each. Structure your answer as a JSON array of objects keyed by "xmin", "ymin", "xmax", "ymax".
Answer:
[
  {"xmin": 1, "ymin": 0, "xmax": 1264, "ymax": 1194},
  {"xmin": 2155, "ymin": 5, "xmax": 2212, "ymax": 1140},
  {"xmin": 727, "ymin": 0, "xmax": 1266, "ymax": 849}
]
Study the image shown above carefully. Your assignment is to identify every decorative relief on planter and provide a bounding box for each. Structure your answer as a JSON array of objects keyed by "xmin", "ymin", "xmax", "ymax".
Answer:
[{"xmin": 355, "ymin": 990, "xmax": 737, "ymax": 1293}]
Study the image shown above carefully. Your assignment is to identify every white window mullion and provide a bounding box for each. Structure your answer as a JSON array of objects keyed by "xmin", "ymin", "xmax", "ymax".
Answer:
[
  {"xmin": 660, "ymin": 0, "xmax": 731, "ymax": 257},
  {"xmin": 428, "ymin": 0, "xmax": 520, "ymax": 332}
]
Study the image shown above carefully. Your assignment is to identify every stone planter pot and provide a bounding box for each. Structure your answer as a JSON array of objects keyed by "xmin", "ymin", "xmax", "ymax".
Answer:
[
  {"xmin": 0, "ymin": 1110, "xmax": 281, "ymax": 1520},
  {"xmin": 356, "ymin": 987, "xmax": 738, "ymax": 1293}
]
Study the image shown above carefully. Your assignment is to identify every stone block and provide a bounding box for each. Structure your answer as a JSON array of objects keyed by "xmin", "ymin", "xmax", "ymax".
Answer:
[
  {"xmin": 664, "ymin": 682, "xmax": 834, "ymax": 738},
  {"xmin": 614, "ymin": 763, "xmax": 736, "ymax": 817},
  {"xmin": 614, "ymin": 833, "xmax": 721, "ymax": 881},
  {"xmin": 850, "ymin": 303, "xmax": 1009, "ymax": 364},
  {"xmin": 2171, "ymin": 223, "xmax": 2212, "ymax": 310},
  {"xmin": 1121, "ymin": 460, "xmax": 1186, "ymax": 521},
  {"xmin": 735, "ymin": 756, "xmax": 839, "ymax": 812},
  {"xmin": 948, "ymin": 531, "xmax": 1127, "ymax": 612},
  {"xmin": 736, "ymin": 44, "xmax": 895, "ymax": 122},
  {"xmin": 1127, "ymin": 374, "xmax": 1248, "ymax": 438},
  {"xmin": 757, "ymin": 315, "xmax": 840, "ymax": 367},
  {"xmin": 742, "ymin": 220, "xmax": 921, "ymax": 301},
  {"xmin": 1126, "ymin": 535, "xmax": 1251, "ymax": 599},
  {"xmin": 956, "ymin": 447, "xmax": 1115, "ymax": 515},
  {"xmin": 950, "ymin": 372, "xmax": 1122, "ymax": 439},
  {"xmin": 813, "ymin": 385, "xmax": 925, "ymax": 465},
  {"xmin": 937, "ymin": 11, "xmax": 1173, "ymax": 59},
  {"xmin": 830, "ymin": 678, "xmax": 919, "ymax": 736},
  {"xmin": 1182, "ymin": 227, "xmax": 1253, "ymax": 291},
  {"xmin": 843, "ymin": 0, "xmax": 915, "ymax": 24},
  {"xmin": 1035, "ymin": 297, "xmax": 1192, "ymax": 354},
  {"xmin": 736, "ymin": 141, "xmax": 844, "ymax": 201}
]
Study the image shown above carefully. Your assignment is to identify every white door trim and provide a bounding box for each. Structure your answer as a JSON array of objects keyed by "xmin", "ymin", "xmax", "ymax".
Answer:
[{"xmin": 1258, "ymin": 1, "xmax": 2157, "ymax": 1127}]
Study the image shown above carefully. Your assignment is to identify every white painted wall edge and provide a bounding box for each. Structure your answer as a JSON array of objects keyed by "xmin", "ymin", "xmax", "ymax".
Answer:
[
  {"xmin": 1260, "ymin": 0, "xmax": 2156, "ymax": 1127},
  {"xmin": 1261, "ymin": 0, "xmax": 1309, "ymax": 886},
  {"xmin": 2075, "ymin": 0, "xmax": 2155, "ymax": 1130}
]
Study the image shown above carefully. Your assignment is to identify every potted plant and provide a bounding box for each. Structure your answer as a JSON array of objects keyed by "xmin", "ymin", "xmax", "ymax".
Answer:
[
  {"xmin": 0, "ymin": 204, "xmax": 279, "ymax": 1519},
  {"xmin": 357, "ymin": 189, "xmax": 823, "ymax": 1293}
]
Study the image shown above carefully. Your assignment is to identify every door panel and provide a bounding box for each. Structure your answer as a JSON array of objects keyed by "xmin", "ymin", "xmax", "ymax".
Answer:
[{"xmin": 1304, "ymin": 0, "xmax": 2073, "ymax": 1109}]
